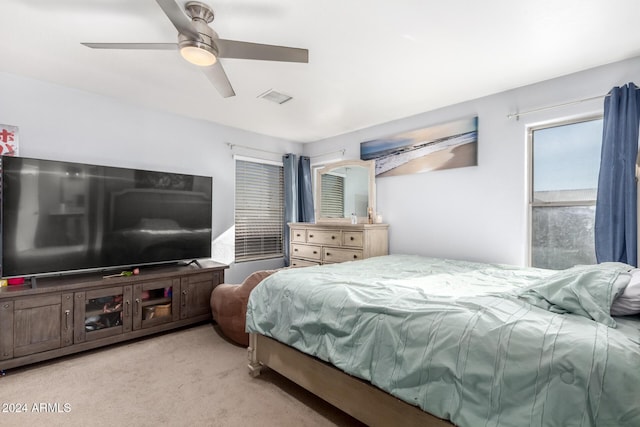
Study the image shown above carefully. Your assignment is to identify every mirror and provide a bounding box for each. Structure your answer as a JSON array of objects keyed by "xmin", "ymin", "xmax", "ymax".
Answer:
[{"xmin": 315, "ymin": 159, "xmax": 376, "ymax": 223}]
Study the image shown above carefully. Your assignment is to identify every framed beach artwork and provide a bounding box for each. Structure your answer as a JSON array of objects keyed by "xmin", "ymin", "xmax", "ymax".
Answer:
[{"xmin": 360, "ymin": 116, "xmax": 478, "ymax": 177}]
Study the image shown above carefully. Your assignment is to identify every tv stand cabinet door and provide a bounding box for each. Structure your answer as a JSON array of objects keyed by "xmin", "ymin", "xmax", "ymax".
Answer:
[
  {"xmin": 0, "ymin": 301, "xmax": 14, "ymax": 360},
  {"xmin": 132, "ymin": 278, "xmax": 180, "ymax": 330},
  {"xmin": 12, "ymin": 294, "xmax": 73, "ymax": 358},
  {"xmin": 74, "ymin": 286, "xmax": 133, "ymax": 343},
  {"xmin": 179, "ymin": 271, "xmax": 221, "ymax": 319}
]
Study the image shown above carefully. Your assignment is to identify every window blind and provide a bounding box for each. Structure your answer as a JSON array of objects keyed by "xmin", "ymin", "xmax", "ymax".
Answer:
[
  {"xmin": 320, "ymin": 174, "xmax": 344, "ymax": 218},
  {"xmin": 235, "ymin": 159, "xmax": 284, "ymax": 262}
]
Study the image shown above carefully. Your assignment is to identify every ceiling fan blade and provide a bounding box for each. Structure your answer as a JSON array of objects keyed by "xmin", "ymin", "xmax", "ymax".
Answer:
[
  {"xmin": 202, "ymin": 62, "xmax": 236, "ymax": 98},
  {"xmin": 81, "ymin": 42, "xmax": 178, "ymax": 50},
  {"xmin": 217, "ymin": 39, "xmax": 308, "ymax": 63},
  {"xmin": 155, "ymin": 0, "xmax": 201, "ymax": 41}
]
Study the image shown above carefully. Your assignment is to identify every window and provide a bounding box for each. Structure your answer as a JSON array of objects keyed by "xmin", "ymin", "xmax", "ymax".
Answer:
[
  {"xmin": 529, "ymin": 117, "xmax": 603, "ymax": 269},
  {"xmin": 320, "ymin": 173, "xmax": 345, "ymax": 218},
  {"xmin": 234, "ymin": 158, "xmax": 284, "ymax": 262}
]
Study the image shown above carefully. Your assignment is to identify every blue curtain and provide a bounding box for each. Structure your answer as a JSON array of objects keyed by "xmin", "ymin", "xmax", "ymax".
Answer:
[
  {"xmin": 595, "ymin": 82, "xmax": 640, "ymax": 266},
  {"xmin": 297, "ymin": 156, "xmax": 315, "ymax": 223},
  {"xmin": 283, "ymin": 153, "xmax": 298, "ymax": 266}
]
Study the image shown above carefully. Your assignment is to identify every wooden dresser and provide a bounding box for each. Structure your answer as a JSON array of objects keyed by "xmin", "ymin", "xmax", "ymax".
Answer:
[{"xmin": 289, "ymin": 223, "xmax": 389, "ymax": 267}]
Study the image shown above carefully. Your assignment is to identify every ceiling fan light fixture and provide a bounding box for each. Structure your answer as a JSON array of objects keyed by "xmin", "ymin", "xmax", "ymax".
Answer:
[
  {"xmin": 180, "ymin": 45, "xmax": 217, "ymax": 66},
  {"xmin": 81, "ymin": 0, "xmax": 308, "ymax": 98}
]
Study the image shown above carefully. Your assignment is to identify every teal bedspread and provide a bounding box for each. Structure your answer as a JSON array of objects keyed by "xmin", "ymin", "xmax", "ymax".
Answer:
[{"xmin": 245, "ymin": 255, "xmax": 640, "ymax": 427}]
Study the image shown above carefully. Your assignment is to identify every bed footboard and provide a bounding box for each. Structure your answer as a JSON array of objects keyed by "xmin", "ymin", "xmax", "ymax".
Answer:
[{"xmin": 247, "ymin": 333, "xmax": 452, "ymax": 427}]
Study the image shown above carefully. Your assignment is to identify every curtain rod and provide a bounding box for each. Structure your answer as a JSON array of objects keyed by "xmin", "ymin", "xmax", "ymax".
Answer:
[
  {"xmin": 508, "ymin": 86, "xmax": 640, "ymax": 120},
  {"xmin": 310, "ymin": 148, "xmax": 346, "ymax": 159},
  {"xmin": 226, "ymin": 142, "xmax": 283, "ymax": 156},
  {"xmin": 507, "ymin": 95, "xmax": 604, "ymax": 120},
  {"xmin": 227, "ymin": 143, "xmax": 346, "ymax": 159}
]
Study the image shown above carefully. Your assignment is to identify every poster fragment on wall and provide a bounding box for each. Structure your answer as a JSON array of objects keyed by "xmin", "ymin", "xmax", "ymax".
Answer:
[
  {"xmin": 0, "ymin": 124, "xmax": 19, "ymax": 156},
  {"xmin": 360, "ymin": 116, "xmax": 478, "ymax": 177}
]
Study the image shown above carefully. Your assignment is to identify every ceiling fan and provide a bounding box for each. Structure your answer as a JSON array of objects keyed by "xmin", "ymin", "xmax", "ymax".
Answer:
[{"xmin": 81, "ymin": 0, "xmax": 309, "ymax": 98}]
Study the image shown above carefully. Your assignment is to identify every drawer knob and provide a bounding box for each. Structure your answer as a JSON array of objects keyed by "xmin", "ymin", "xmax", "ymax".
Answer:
[
  {"xmin": 313, "ymin": 251, "xmax": 318, "ymax": 254},
  {"xmin": 309, "ymin": 234, "xmax": 314, "ymax": 238},
  {"xmin": 294, "ymin": 248, "xmax": 298, "ymax": 252},
  {"xmin": 350, "ymin": 236, "xmax": 354, "ymax": 241},
  {"xmin": 296, "ymin": 233, "xmax": 301, "ymax": 237},
  {"xmin": 326, "ymin": 252, "xmax": 331, "ymax": 256},
  {"xmin": 331, "ymin": 235, "xmax": 335, "ymax": 240},
  {"xmin": 353, "ymin": 255, "xmax": 358, "ymax": 259}
]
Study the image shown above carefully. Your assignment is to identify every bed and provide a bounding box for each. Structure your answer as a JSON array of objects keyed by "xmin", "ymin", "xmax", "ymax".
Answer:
[{"xmin": 245, "ymin": 254, "xmax": 640, "ymax": 427}]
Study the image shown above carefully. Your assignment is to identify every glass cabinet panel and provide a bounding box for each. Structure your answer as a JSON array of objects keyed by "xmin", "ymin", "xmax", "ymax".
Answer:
[
  {"xmin": 84, "ymin": 293, "xmax": 124, "ymax": 332},
  {"xmin": 141, "ymin": 287, "xmax": 172, "ymax": 320},
  {"xmin": 75, "ymin": 286, "xmax": 132, "ymax": 342},
  {"xmin": 134, "ymin": 278, "xmax": 179, "ymax": 329}
]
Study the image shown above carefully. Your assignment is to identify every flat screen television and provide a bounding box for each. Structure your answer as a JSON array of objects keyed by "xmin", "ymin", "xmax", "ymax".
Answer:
[{"xmin": 1, "ymin": 155, "xmax": 213, "ymax": 278}]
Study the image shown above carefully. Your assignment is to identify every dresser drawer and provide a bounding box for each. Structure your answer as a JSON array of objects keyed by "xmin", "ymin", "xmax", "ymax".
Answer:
[
  {"xmin": 291, "ymin": 229, "xmax": 306, "ymax": 243},
  {"xmin": 307, "ymin": 230, "xmax": 341, "ymax": 245},
  {"xmin": 342, "ymin": 231, "xmax": 363, "ymax": 247},
  {"xmin": 291, "ymin": 243, "xmax": 321, "ymax": 260},
  {"xmin": 290, "ymin": 258, "xmax": 319, "ymax": 268},
  {"xmin": 323, "ymin": 247, "xmax": 363, "ymax": 263}
]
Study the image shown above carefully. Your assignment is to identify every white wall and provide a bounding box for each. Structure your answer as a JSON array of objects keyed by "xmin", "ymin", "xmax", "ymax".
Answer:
[
  {"xmin": 0, "ymin": 71, "xmax": 302, "ymax": 282},
  {"xmin": 303, "ymin": 56, "xmax": 640, "ymax": 266}
]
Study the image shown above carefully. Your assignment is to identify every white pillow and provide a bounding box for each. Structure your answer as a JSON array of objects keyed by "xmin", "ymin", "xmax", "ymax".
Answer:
[{"xmin": 611, "ymin": 268, "xmax": 640, "ymax": 316}]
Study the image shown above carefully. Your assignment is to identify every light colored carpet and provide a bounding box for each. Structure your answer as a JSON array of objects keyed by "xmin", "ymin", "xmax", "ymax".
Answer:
[{"xmin": 0, "ymin": 323, "xmax": 363, "ymax": 427}]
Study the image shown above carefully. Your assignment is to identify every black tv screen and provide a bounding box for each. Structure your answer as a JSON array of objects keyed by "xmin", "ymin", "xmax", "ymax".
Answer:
[{"xmin": 1, "ymin": 156, "xmax": 212, "ymax": 278}]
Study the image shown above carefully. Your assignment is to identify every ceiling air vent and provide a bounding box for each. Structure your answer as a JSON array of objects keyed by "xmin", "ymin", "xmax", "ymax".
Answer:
[{"xmin": 258, "ymin": 89, "xmax": 293, "ymax": 105}]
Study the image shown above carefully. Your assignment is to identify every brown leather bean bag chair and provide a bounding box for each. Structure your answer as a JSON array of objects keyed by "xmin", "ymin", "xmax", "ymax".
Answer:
[{"xmin": 210, "ymin": 269, "xmax": 279, "ymax": 346}]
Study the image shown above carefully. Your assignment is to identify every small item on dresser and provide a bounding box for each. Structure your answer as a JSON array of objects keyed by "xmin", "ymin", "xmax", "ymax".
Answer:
[
  {"xmin": 367, "ymin": 207, "xmax": 374, "ymax": 224},
  {"xmin": 351, "ymin": 213, "xmax": 357, "ymax": 224}
]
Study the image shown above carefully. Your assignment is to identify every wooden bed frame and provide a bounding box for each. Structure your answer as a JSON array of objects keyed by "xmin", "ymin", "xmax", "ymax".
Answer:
[{"xmin": 247, "ymin": 333, "xmax": 452, "ymax": 427}]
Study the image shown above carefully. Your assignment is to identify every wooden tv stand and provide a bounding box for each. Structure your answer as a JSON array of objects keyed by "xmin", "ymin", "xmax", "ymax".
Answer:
[{"xmin": 0, "ymin": 261, "xmax": 227, "ymax": 371}]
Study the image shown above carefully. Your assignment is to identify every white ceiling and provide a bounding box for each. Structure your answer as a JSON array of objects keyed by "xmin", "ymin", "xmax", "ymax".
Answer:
[{"xmin": 2, "ymin": 0, "xmax": 640, "ymax": 143}]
